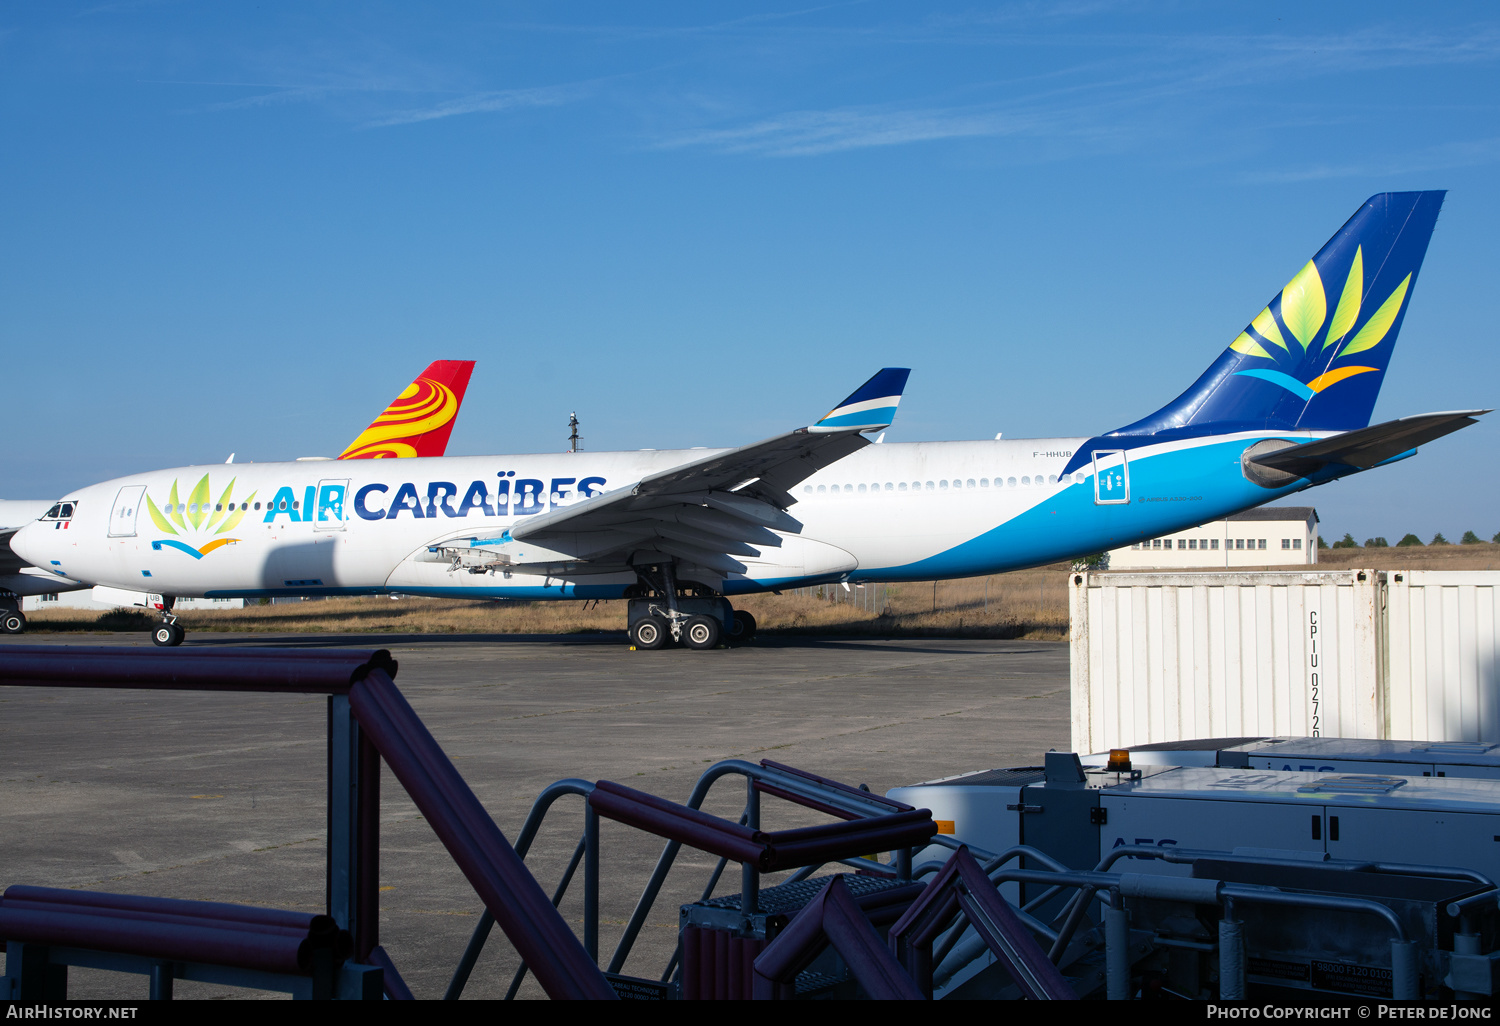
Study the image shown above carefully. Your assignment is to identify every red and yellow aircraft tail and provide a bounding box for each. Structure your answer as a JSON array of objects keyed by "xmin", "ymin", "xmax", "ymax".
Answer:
[{"xmin": 338, "ymin": 360, "xmax": 476, "ymax": 459}]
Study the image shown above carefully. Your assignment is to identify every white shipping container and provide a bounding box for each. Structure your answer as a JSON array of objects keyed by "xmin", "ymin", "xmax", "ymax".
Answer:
[
  {"xmin": 1387, "ymin": 571, "xmax": 1500, "ymax": 743},
  {"xmin": 1071, "ymin": 569, "xmax": 1500, "ymax": 752},
  {"xmin": 1070, "ymin": 569, "xmax": 1384, "ymax": 753}
]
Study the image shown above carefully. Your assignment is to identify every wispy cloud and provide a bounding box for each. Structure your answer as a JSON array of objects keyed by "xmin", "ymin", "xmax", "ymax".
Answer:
[
  {"xmin": 655, "ymin": 25, "xmax": 1500, "ymax": 159},
  {"xmin": 364, "ymin": 81, "xmax": 593, "ymax": 128},
  {"xmin": 665, "ymin": 105, "xmax": 1041, "ymax": 157}
]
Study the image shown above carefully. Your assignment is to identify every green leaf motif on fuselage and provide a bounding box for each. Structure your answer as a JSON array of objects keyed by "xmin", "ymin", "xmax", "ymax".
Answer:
[
  {"xmin": 168, "ymin": 480, "xmax": 185, "ymax": 530},
  {"xmin": 187, "ymin": 475, "xmax": 211, "ymax": 530},
  {"xmin": 146, "ymin": 495, "xmax": 178, "ymax": 536},
  {"xmin": 216, "ymin": 491, "xmax": 255, "ymax": 535}
]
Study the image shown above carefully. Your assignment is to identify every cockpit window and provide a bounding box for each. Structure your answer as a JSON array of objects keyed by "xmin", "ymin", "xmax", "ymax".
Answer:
[{"xmin": 42, "ymin": 502, "xmax": 77, "ymax": 521}]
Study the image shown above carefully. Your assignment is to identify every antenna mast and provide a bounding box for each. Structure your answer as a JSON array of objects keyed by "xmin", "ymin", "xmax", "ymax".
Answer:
[{"xmin": 568, "ymin": 412, "xmax": 582, "ymax": 453}]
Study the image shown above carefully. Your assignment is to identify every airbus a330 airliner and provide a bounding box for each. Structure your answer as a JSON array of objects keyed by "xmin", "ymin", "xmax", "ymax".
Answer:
[{"xmin": 10, "ymin": 192, "xmax": 1486, "ymax": 648}]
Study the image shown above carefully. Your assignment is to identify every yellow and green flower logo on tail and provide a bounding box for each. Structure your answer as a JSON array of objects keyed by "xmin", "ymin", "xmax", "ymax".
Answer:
[
  {"xmin": 1228, "ymin": 245, "xmax": 1411, "ymax": 401},
  {"xmin": 145, "ymin": 474, "xmax": 257, "ymax": 559}
]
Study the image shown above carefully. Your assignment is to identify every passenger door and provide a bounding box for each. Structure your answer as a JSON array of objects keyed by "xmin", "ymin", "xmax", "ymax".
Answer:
[
  {"xmin": 1092, "ymin": 450, "xmax": 1130, "ymax": 505},
  {"xmin": 108, "ymin": 485, "xmax": 146, "ymax": 538},
  {"xmin": 313, "ymin": 479, "xmax": 350, "ymax": 532}
]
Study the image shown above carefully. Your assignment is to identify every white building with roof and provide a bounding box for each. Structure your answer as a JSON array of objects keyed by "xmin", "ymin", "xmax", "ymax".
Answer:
[{"xmin": 1108, "ymin": 506, "xmax": 1319, "ymax": 568}]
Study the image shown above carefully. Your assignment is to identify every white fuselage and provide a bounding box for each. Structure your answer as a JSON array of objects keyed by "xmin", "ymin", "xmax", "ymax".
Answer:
[{"xmin": 11, "ymin": 431, "xmax": 1323, "ymax": 600}]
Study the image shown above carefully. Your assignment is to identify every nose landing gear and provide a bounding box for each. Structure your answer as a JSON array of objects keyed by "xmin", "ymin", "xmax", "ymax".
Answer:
[
  {"xmin": 1, "ymin": 604, "xmax": 26, "ymax": 635},
  {"xmin": 150, "ymin": 597, "xmax": 185, "ymax": 647},
  {"xmin": 151, "ymin": 622, "xmax": 185, "ymax": 646}
]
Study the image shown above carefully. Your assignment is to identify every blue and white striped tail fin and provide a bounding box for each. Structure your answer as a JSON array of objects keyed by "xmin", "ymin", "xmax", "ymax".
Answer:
[{"xmin": 811, "ymin": 368, "xmax": 911, "ymax": 433}]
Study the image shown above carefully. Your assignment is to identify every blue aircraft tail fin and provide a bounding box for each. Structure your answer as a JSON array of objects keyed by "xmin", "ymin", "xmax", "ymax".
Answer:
[{"xmin": 1108, "ymin": 191, "xmax": 1445, "ymax": 441}]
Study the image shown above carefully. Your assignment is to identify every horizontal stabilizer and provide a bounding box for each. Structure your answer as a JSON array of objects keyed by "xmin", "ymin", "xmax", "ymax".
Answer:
[
  {"xmin": 812, "ymin": 368, "xmax": 911, "ymax": 432},
  {"xmin": 1248, "ymin": 410, "xmax": 1489, "ymax": 478}
]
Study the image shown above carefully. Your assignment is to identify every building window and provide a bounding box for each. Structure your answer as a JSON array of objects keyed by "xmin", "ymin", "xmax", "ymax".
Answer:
[
  {"xmin": 1293, "ymin": 538, "xmax": 1302, "ymax": 550},
  {"xmin": 1282, "ymin": 538, "xmax": 1290, "ymax": 549},
  {"xmin": 1211, "ymin": 539, "xmax": 1219, "ymax": 550},
  {"xmin": 1188, "ymin": 539, "xmax": 1197, "ymax": 550},
  {"xmin": 1175, "ymin": 539, "xmax": 1183, "ymax": 549},
  {"xmin": 1257, "ymin": 539, "xmax": 1266, "ymax": 550}
]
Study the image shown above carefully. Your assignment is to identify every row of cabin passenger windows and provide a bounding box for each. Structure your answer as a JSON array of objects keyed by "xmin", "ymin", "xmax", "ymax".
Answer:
[
  {"xmin": 804, "ymin": 473, "xmax": 1088, "ymax": 496},
  {"xmin": 1130, "ymin": 538, "xmax": 1288, "ymax": 551},
  {"xmin": 165, "ymin": 501, "xmax": 296, "ymax": 514}
]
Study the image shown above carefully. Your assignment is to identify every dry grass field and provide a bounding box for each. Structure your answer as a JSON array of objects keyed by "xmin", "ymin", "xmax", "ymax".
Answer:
[
  {"xmin": 1311, "ymin": 541, "xmax": 1500, "ymax": 572},
  {"xmin": 22, "ymin": 566, "xmax": 1075, "ymax": 640},
  {"xmin": 22, "ymin": 544, "xmax": 1498, "ymax": 641}
]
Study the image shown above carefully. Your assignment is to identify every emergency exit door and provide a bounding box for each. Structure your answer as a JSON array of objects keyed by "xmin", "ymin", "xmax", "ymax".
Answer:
[{"xmin": 1092, "ymin": 450, "xmax": 1130, "ymax": 505}]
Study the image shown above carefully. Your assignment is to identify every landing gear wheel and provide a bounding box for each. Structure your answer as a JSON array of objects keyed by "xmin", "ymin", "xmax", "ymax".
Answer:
[
  {"xmin": 1, "ymin": 610, "xmax": 25, "ymax": 634},
  {"xmin": 728, "ymin": 610, "xmax": 757, "ymax": 645},
  {"xmin": 683, "ymin": 615, "xmax": 720, "ymax": 651},
  {"xmin": 152, "ymin": 623, "xmax": 185, "ymax": 647},
  {"xmin": 631, "ymin": 616, "xmax": 668, "ymax": 650}
]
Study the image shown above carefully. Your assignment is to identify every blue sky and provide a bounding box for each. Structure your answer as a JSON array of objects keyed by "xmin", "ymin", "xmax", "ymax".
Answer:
[{"xmin": 3, "ymin": 1, "xmax": 1498, "ymax": 543}]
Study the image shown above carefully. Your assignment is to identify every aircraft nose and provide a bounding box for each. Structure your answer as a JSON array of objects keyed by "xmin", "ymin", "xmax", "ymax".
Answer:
[{"xmin": 9, "ymin": 520, "xmax": 52, "ymax": 567}]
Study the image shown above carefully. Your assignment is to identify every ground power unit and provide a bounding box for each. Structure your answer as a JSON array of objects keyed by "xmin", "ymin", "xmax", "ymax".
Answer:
[{"xmin": 890, "ymin": 740, "xmax": 1500, "ymax": 1000}]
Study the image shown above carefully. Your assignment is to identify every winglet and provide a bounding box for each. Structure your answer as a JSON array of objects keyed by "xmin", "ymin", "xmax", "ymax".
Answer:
[
  {"xmin": 811, "ymin": 368, "xmax": 911, "ymax": 433},
  {"xmin": 338, "ymin": 360, "xmax": 476, "ymax": 459}
]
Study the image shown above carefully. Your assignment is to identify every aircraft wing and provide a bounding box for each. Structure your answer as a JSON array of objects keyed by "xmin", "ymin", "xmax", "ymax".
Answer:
[
  {"xmin": 424, "ymin": 368, "xmax": 911, "ymax": 578},
  {"xmin": 1248, "ymin": 410, "xmax": 1489, "ymax": 478}
]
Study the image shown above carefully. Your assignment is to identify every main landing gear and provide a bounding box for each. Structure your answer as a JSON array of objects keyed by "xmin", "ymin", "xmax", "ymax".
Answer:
[
  {"xmin": 150, "ymin": 597, "xmax": 185, "ymax": 647},
  {"xmin": 625, "ymin": 566, "xmax": 756, "ymax": 651}
]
